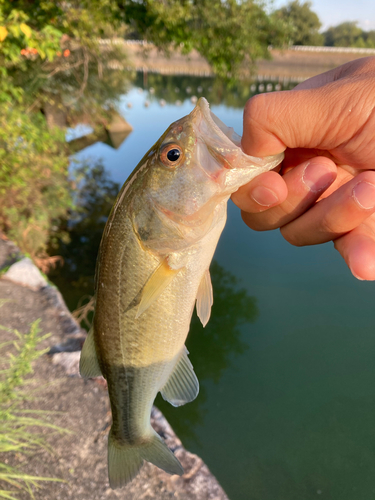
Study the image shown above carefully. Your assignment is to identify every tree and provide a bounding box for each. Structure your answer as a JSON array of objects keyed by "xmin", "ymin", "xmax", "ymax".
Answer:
[
  {"xmin": 0, "ymin": 1, "xmax": 131, "ymax": 121},
  {"xmin": 272, "ymin": 0, "xmax": 324, "ymax": 46},
  {"xmin": 0, "ymin": 105, "xmax": 71, "ymax": 261},
  {"xmin": 364, "ymin": 30, "xmax": 375, "ymax": 48},
  {"xmin": 117, "ymin": 0, "xmax": 288, "ymax": 80},
  {"xmin": 324, "ymin": 22, "xmax": 373, "ymax": 48},
  {"xmin": 0, "ymin": 1, "xmax": 131, "ymax": 260}
]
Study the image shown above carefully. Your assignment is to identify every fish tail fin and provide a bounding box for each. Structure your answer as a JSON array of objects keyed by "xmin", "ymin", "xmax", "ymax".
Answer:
[
  {"xmin": 107, "ymin": 429, "xmax": 183, "ymax": 489},
  {"xmin": 108, "ymin": 430, "xmax": 144, "ymax": 489}
]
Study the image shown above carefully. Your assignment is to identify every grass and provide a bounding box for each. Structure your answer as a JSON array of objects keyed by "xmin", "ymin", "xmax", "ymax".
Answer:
[
  {"xmin": 0, "ymin": 318, "xmax": 66, "ymax": 499},
  {"xmin": 0, "ymin": 267, "xmax": 11, "ymax": 278}
]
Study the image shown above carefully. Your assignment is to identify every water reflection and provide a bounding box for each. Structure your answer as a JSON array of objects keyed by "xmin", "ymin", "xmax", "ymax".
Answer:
[
  {"xmin": 156, "ymin": 260, "xmax": 258, "ymax": 443},
  {"xmin": 133, "ymin": 72, "xmax": 297, "ymax": 109},
  {"xmin": 49, "ymin": 162, "xmax": 120, "ymax": 311}
]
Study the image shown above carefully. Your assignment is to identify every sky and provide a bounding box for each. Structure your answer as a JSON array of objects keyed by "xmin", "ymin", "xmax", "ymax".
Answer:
[{"xmin": 272, "ymin": 0, "xmax": 375, "ymax": 31}]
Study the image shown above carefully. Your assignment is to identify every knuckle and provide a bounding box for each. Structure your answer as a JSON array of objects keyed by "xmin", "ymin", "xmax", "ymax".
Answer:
[
  {"xmin": 244, "ymin": 94, "xmax": 269, "ymax": 127},
  {"xmin": 319, "ymin": 214, "xmax": 338, "ymax": 235},
  {"xmin": 242, "ymin": 211, "xmax": 280, "ymax": 232},
  {"xmin": 280, "ymin": 226, "xmax": 304, "ymax": 246}
]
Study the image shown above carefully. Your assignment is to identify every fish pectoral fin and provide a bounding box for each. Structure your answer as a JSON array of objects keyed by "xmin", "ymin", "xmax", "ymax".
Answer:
[
  {"xmin": 79, "ymin": 328, "xmax": 102, "ymax": 378},
  {"xmin": 136, "ymin": 258, "xmax": 182, "ymax": 318},
  {"xmin": 196, "ymin": 269, "xmax": 213, "ymax": 327},
  {"xmin": 161, "ymin": 347, "xmax": 199, "ymax": 407}
]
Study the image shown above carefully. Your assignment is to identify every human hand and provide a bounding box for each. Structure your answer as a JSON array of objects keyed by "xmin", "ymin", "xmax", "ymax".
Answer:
[{"xmin": 232, "ymin": 56, "xmax": 375, "ymax": 280}]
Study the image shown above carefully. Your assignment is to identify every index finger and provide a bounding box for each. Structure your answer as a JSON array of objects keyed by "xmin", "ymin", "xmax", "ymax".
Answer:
[
  {"xmin": 241, "ymin": 77, "xmax": 371, "ymax": 167},
  {"xmin": 241, "ymin": 88, "xmax": 341, "ymax": 157}
]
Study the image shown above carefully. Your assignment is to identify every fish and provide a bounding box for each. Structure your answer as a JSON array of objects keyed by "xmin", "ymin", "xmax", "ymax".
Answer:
[{"xmin": 79, "ymin": 97, "xmax": 283, "ymax": 488}]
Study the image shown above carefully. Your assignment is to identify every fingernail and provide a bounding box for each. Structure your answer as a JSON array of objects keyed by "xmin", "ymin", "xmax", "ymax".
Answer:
[
  {"xmin": 352, "ymin": 181, "xmax": 375, "ymax": 209},
  {"xmin": 250, "ymin": 186, "xmax": 279, "ymax": 207},
  {"xmin": 302, "ymin": 162, "xmax": 335, "ymax": 193},
  {"xmin": 351, "ymin": 269, "xmax": 365, "ymax": 281}
]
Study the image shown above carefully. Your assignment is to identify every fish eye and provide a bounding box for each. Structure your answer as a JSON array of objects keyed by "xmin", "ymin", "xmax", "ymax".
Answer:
[{"xmin": 160, "ymin": 144, "xmax": 184, "ymax": 168}]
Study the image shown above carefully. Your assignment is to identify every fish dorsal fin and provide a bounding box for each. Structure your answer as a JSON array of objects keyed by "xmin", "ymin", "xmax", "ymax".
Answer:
[
  {"xmin": 160, "ymin": 347, "xmax": 199, "ymax": 407},
  {"xmin": 196, "ymin": 269, "xmax": 213, "ymax": 327},
  {"xmin": 136, "ymin": 258, "xmax": 181, "ymax": 318},
  {"xmin": 79, "ymin": 328, "xmax": 102, "ymax": 378}
]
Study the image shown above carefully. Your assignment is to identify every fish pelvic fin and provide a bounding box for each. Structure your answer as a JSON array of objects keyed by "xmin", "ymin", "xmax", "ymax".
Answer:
[
  {"xmin": 161, "ymin": 347, "xmax": 199, "ymax": 407},
  {"xmin": 135, "ymin": 258, "xmax": 182, "ymax": 318},
  {"xmin": 196, "ymin": 269, "xmax": 213, "ymax": 327},
  {"xmin": 108, "ymin": 429, "xmax": 183, "ymax": 489},
  {"xmin": 79, "ymin": 328, "xmax": 102, "ymax": 378}
]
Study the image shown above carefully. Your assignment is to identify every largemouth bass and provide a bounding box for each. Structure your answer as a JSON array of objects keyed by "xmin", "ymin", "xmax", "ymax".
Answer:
[{"xmin": 79, "ymin": 98, "xmax": 283, "ymax": 488}]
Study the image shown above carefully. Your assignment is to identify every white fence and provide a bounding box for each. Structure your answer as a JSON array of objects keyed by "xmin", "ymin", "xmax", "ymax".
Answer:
[
  {"xmin": 287, "ymin": 45, "xmax": 375, "ymax": 54},
  {"xmin": 99, "ymin": 39, "xmax": 375, "ymax": 54}
]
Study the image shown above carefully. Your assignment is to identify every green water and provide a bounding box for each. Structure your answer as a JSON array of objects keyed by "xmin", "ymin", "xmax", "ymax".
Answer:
[{"xmin": 50, "ymin": 75, "xmax": 375, "ymax": 500}]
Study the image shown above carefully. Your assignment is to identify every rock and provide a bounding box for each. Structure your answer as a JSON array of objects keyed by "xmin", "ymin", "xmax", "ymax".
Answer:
[
  {"xmin": 49, "ymin": 335, "xmax": 86, "ymax": 355},
  {"xmin": 52, "ymin": 351, "xmax": 81, "ymax": 376},
  {"xmin": 149, "ymin": 407, "xmax": 229, "ymax": 500},
  {"xmin": 41, "ymin": 286, "xmax": 83, "ymax": 337},
  {"xmin": 3, "ymin": 257, "xmax": 48, "ymax": 290},
  {"xmin": 0, "ymin": 235, "xmax": 22, "ymax": 270}
]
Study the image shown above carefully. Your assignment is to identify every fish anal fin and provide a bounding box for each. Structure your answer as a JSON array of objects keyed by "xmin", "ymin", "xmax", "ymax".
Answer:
[
  {"xmin": 161, "ymin": 347, "xmax": 199, "ymax": 407},
  {"xmin": 141, "ymin": 431, "xmax": 183, "ymax": 476},
  {"xmin": 79, "ymin": 328, "xmax": 102, "ymax": 378},
  {"xmin": 136, "ymin": 258, "xmax": 181, "ymax": 318},
  {"xmin": 196, "ymin": 269, "xmax": 213, "ymax": 327}
]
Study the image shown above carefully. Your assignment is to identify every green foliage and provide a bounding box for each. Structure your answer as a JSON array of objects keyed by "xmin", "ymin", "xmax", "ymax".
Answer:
[
  {"xmin": 0, "ymin": 2, "xmax": 62, "ymax": 102},
  {"xmin": 119, "ymin": 0, "xmax": 288, "ymax": 81},
  {"xmin": 0, "ymin": 319, "xmax": 65, "ymax": 499},
  {"xmin": 0, "ymin": 1, "xmax": 132, "ymax": 262},
  {"xmin": 272, "ymin": 0, "xmax": 323, "ymax": 46},
  {"xmin": 323, "ymin": 22, "xmax": 375, "ymax": 48},
  {"xmin": 0, "ymin": 105, "xmax": 71, "ymax": 258},
  {"xmin": 185, "ymin": 0, "xmax": 274, "ymax": 80},
  {"xmin": 0, "ymin": 1, "xmax": 131, "ymax": 117},
  {"xmin": 364, "ymin": 31, "xmax": 375, "ymax": 48}
]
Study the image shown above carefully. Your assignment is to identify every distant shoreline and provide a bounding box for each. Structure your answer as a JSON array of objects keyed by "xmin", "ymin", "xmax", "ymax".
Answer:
[{"xmin": 118, "ymin": 41, "xmax": 375, "ymax": 81}]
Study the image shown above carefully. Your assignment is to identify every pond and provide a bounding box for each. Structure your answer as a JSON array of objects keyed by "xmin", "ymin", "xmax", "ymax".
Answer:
[{"xmin": 50, "ymin": 73, "xmax": 375, "ymax": 500}]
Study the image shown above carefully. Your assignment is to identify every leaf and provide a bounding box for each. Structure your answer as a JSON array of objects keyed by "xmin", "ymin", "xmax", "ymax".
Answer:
[
  {"xmin": 0, "ymin": 27, "xmax": 8, "ymax": 42},
  {"xmin": 46, "ymin": 48, "xmax": 55, "ymax": 61},
  {"xmin": 38, "ymin": 47, "xmax": 46, "ymax": 59},
  {"xmin": 20, "ymin": 23, "xmax": 32, "ymax": 39},
  {"xmin": 8, "ymin": 25, "xmax": 21, "ymax": 38}
]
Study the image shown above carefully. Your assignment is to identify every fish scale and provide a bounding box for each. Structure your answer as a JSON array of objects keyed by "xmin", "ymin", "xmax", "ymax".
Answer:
[{"xmin": 79, "ymin": 97, "xmax": 283, "ymax": 488}]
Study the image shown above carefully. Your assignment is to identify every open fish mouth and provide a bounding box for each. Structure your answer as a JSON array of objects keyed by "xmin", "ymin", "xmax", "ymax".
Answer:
[
  {"xmin": 192, "ymin": 97, "xmax": 283, "ymax": 174},
  {"xmin": 192, "ymin": 97, "xmax": 242, "ymax": 153}
]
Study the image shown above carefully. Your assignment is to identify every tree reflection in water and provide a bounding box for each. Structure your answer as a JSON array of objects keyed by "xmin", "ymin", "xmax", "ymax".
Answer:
[
  {"xmin": 133, "ymin": 72, "xmax": 297, "ymax": 109},
  {"xmin": 156, "ymin": 260, "xmax": 258, "ymax": 444},
  {"xmin": 49, "ymin": 161, "xmax": 120, "ymax": 313}
]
